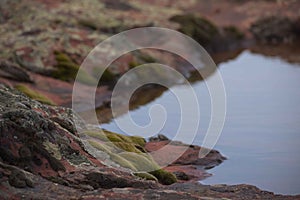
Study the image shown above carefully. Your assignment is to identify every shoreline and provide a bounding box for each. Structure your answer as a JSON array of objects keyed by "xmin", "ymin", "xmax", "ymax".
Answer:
[{"xmin": 1, "ymin": 0, "xmax": 300, "ymax": 198}]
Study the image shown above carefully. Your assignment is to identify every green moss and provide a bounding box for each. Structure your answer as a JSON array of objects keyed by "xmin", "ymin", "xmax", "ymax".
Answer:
[
  {"xmin": 134, "ymin": 172, "xmax": 158, "ymax": 182},
  {"xmin": 138, "ymin": 53, "xmax": 157, "ymax": 63},
  {"xmin": 112, "ymin": 142, "xmax": 142, "ymax": 153},
  {"xmin": 54, "ymin": 51, "xmax": 71, "ymax": 62},
  {"xmin": 76, "ymin": 68, "xmax": 98, "ymax": 85},
  {"xmin": 224, "ymin": 26, "xmax": 244, "ymax": 39},
  {"xmin": 15, "ymin": 84, "xmax": 55, "ymax": 105},
  {"xmin": 109, "ymin": 153, "xmax": 137, "ymax": 171},
  {"xmin": 92, "ymin": 66, "xmax": 115, "ymax": 82},
  {"xmin": 78, "ymin": 19, "xmax": 98, "ymax": 30},
  {"xmin": 128, "ymin": 60, "xmax": 141, "ymax": 69},
  {"xmin": 84, "ymin": 130, "xmax": 109, "ymax": 141},
  {"xmin": 170, "ymin": 14, "xmax": 219, "ymax": 46},
  {"xmin": 118, "ymin": 152, "xmax": 160, "ymax": 172},
  {"xmin": 88, "ymin": 140, "xmax": 112, "ymax": 154},
  {"xmin": 53, "ymin": 52, "xmax": 97, "ymax": 85},
  {"xmin": 104, "ymin": 131, "xmax": 132, "ymax": 143},
  {"xmin": 129, "ymin": 136, "xmax": 146, "ymax": 147},
  {"xmin": 149, "ymin": 169, "xmax": 177, "ymax": 185}
]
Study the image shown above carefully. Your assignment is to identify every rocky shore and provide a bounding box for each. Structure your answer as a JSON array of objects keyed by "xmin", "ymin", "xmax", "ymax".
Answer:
[
  {"xmin": 1, "ymin": 84, "xmax": 299, "ymax": 199},
  {"xmin": 1, "ymin": 0, "xmax": 300, "ymax": 199}
]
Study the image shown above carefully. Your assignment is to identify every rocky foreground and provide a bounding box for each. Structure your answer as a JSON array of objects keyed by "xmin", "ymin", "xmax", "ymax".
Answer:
[
  {"xmin": 1, "ymin": 85, "xmax": 299, "ymax": 199},
  {"xmin": 1, "ymin": 0, "xmax": 300, "ymax": 199}
]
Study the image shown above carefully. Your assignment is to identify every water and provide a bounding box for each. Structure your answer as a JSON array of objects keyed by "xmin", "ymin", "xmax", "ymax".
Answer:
[{"xmin": 101, "ymin": 50, "xmax": 300, "ymax": 195}]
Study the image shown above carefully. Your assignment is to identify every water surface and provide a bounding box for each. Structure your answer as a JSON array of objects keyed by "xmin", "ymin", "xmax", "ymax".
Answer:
[{"xmin": 102, "ymin": 50, "xmax": 300, "ymax": 195}]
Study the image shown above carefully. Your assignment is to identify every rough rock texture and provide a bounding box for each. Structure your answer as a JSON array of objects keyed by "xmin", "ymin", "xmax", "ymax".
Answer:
[
  {"xmin": 1, "ymin": 85, "xmax": 299, "ymax": 199},
  {"xmin": 146, "ymin": 135, "xmax": 226, "ymax": 181},
  {"xmin": 250, "ymin": 16, "xmax": 300, "ymax": 44}
]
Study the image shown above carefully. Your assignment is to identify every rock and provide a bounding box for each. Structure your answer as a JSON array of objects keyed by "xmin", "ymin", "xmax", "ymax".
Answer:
[
  {"xmin": 250, "ymin": 16, "xmax": 300, "ymax": 44},
  {"xmin": 0, "ymin": 60, "xmax": 33, "ymax": 83},
  {"xmin": 149, "ymin": 134, "xmax": 170, "ymax": 142},
  {"xmin": 9, "ymin": 169, "xmax": 34, "ymax": 188},
  {"xmin": 169, "ymin": 14, "xmax": 245, "ymax": 53}
]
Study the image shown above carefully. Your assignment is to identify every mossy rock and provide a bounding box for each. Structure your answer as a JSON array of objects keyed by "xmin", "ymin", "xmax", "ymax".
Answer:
[
  {"xmin": 88, "ymin": 140, "xmax": 113, "ymax": 154},
  {"xmin": 111, "ymin": 142, "xmax": 142, "ymax": 153},
  {"xmin": 129, "ymin": 136, "xmax": 146, "ymax": 147},
  {"xmin": 118, "ymin": 152, "xmax": 160, "ymax": 172},
  {"xmin": 92, "ymin": 66, "xmax": 115, "ymax": 83},
  {"xmin": 224, "ymin": 26, "xmax": 244, "ymax": 39},
  {"xmin": 149, "ymin": 169, "xmax": 177, "ymax": 185},
  {"xmin": 137, "ymin": 53, "xmax": 157, "ymax": 63},
  {"xmin": 170, "ymin": 14, "xmax": 219, "ymax": 46},
  {"xmin": 128, "ymin": 60, "xmax": 141, "ymax": 69},
  {"xmin": 84, "ymin": 130, "xmax": 109, "ymax": 142},
  {"xmin": 133, "ymin": 172, "xmax": 158, "ymax": 182},
  {"xmin": 109, "ymin": 153, "xmax": 137, "ymax": 171},
  {"xmin": 76, "ymin": 68, "xmax": 98, "ymax": 86},
  {"xmin": 53, "ymin": 52, "xmax": 97, "ymax": 85},
  {"xmin": 104, "ymin": 130, "xmax": 133, "ymax": 143},
  {"xmin": 15, "ymin": 84, "xmax": 55, "ymax": 105}
]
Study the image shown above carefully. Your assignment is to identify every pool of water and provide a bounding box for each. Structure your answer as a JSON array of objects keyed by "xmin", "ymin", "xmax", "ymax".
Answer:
[{"xmin": 101, "ymin": 50, "xmax": 300, "ymax": 195}]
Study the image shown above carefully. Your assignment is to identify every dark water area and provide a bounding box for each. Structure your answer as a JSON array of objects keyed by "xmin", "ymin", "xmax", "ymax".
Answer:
[{"xmin": 101, "ymin": 50, "xmax": 300, "ymax": 195}]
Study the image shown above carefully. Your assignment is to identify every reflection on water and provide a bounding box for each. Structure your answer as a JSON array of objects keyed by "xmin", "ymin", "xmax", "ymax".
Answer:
[{"xmin": 102, "ymin": 50, "xmax": 300, "ymax": 195}]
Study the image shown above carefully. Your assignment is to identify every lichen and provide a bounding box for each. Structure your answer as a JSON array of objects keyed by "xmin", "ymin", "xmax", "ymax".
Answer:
[{"xmin": 42, "ymin": 141, "xmax": 62, "ymax": 160}]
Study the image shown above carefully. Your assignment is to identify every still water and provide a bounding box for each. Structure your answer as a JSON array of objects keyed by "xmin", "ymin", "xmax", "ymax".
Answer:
[{"xmin": 102, "ymin": 50, "xmax": 300, "ymax": 195}]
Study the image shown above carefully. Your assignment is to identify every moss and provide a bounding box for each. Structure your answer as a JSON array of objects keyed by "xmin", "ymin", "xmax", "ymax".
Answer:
[
  {"xmin": 76, "ymin": 68, "xmax": 98, "ymax": 85},
  {"xmin": 128, "ymin": 60, "xmax": 141, "ymax": 69},
  {"xmin": 88, "ymin": 140, "xmax": 112, "ymax": 154},
  {"xmin": 129, "ymin": 136, "xmax": 146, "ymax": 147},
  {"xmin": 84, "ymin": 130, "xmax": 109, "ymax": 142},
  {"xmin": 15, "ymin": 84, "xmax": 55, "ymax": 105},
  {"xmin": 78, "ymin": 19, "xmax": 98, "ymax": 30},
  {"xmin": 92, "ymin": 66, "xmax": 115, "ymax": 82},
  {"xmin": 224, "ymin": 26, "xmax": 244, "ymax": 39},
  {"xmin": 112, "ymin": 142, "xmax": 142, "ymax": 153},
  {"xmin": 134, "ymin": 172, "xmax": 158, "ymax": 182},
  {"xmin": 104, "ymin": 130, "xmax": 132, "ymax": 143},
  {"xmin": 109, "ymin": 153, "xmax": 137, "ymax": 171},
  {"xmin": 138, "ymin": 53, "xmax": 157, "ymax": 63},
  {"xmin": 118, "ymin": 152, "xmax": 160, "ymax": 172},
  {"xmin": 53, "ymin": 52, "xmax": 97, "ymax": 85},
  {"xmin": 170, "ymin": 14, "xmax": 219, "ymax": 46},
  {"xmin": 149, "ymin": 169, "xmax": 177, "ymax": 185}
]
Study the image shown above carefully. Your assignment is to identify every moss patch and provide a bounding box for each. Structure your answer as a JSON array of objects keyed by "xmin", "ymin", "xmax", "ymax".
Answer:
[
  {"xmin": 15, "ymin": 84, "xmax": 55, "ymax": 105},
  {"xmin": 92, "ymin": 66, "xmax": 115, "ymax": 82},
  {"xmin": 134, "ymin": 172, "xmax": 158, "ymax": 182},
  {"xmin": 224, "ymin": 26, "xmax": 244, "ymax": 39},
  {"xmin": 53, "ymin": 51, "xmax": 97, "ymax": 85},
  {"xmin": 170, "ymin": 14, "xmax": 219, "ymax": 46},
  {"xmin": 149, "ymin": 169, "xmax": 177, "ymax": 185},
  {"xmin": 88, "ymin": 140, "xmax": 113, "ymax": 154},
  {"xmin": 109, "ymin": 153, "xmax": 137, "ymax": 171},
  {"xmin": 84, "ymin": 130, "xmax": 109, "ymax": 142},
  {"xmin": 129, "ymin": 136, "xmax": 146, "ymax": 147},
  {"xmin": 118, "ymin": 152, "xmax": 160, "ymax": 172},
  {"xmin": 112, "ymin": 142, "xmax": 142, "ymax": 153}
]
